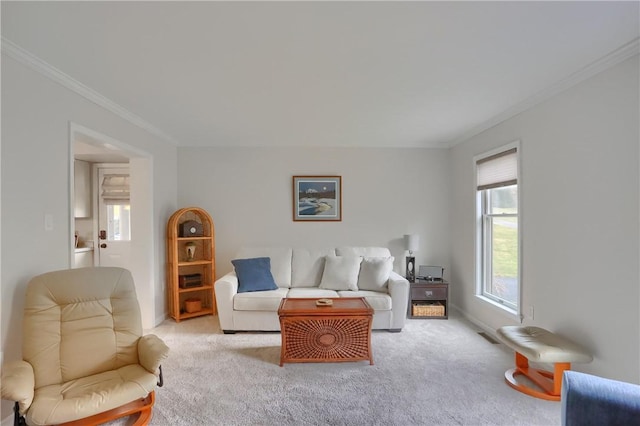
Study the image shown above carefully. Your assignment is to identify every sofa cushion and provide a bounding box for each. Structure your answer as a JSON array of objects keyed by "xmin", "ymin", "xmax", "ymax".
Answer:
[
  {"xmin": 319, "ymin": 256, "xmax": 362, "ymax": 291},
  {"xmin": 231, "ymin": 257, "xmax": 279, "ymax": 293},
  {"xmin": 287, "ymin": 288, "xmax": 340, "ymax": 298},
  {"xmin": 337, "ymin": 290, "xmax": 392, "ymax": 311},
  {"xmin": 336, "ymin": 247, "xmax": 391, "ymax": 257},
  {"xmin": 357, "ymin": 256, "xmax": 394, "ymax": 292},
  {"xmin": 233, "ymin": 288, "xmax": 289, "ymax": 311},
  {"xmin": 291, "ymin": 248, "xmax": 336, "ymax": 288},
  {"xmin": 236, "ymin": 247, "xmax": 292, "ymax": 288}
]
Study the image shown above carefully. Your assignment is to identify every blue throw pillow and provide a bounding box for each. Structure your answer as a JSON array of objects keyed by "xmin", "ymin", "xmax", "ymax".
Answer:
[{"xmin": 231, "ymin": 257, "xmax": 278, "ymax": 293}]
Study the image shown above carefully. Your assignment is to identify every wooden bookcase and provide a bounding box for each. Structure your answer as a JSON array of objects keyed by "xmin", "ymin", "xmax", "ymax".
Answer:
[{"xmin": 166, "ymin": 207, "xmax": 216, "ymax": 322}]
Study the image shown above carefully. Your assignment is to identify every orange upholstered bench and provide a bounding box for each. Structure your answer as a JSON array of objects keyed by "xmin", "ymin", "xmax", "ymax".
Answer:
[{"xmin": 497, "ymin": 326, "xmax": 592, "ymax": 401}]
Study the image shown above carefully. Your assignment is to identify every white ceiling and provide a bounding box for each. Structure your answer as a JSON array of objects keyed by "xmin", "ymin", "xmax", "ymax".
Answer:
[
  {"xmin": 2, "ymin": 1, "xmax": 639, "ymax": 148},
  {"xmin": 74, "ymin": 138, "xmax": 130, "ymax": 164}
]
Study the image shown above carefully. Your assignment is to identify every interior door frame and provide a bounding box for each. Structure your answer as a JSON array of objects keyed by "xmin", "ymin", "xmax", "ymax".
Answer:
[{"xmin": 69, "ymin": 122, "xmax": 157, "ymax": 328}]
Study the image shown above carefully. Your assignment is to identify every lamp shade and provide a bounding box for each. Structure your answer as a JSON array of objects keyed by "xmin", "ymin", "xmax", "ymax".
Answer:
[{"xmin": 404, "ymin": 234, "xmax": 419, "ymax": 252}]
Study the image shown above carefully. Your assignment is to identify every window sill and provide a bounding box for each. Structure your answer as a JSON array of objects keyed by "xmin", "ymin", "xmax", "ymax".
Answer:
[{"xmin": 475, "ymin": 294, "xmax": 520, "ymax": 320}]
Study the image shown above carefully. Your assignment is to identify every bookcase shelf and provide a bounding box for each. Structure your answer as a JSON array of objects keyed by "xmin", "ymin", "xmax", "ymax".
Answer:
[{"xmin": 167, "ymin": 207, "xmax": 216, "ymax": 322}]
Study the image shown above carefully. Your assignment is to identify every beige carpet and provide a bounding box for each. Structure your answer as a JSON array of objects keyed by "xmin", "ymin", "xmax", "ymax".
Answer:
[{"xmin": 132, "ymin": 312, "xmax": 560, "ymax": 425}]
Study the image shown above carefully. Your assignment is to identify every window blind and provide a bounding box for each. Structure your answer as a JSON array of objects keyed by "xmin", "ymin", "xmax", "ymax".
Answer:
[
  {"xmin": 476, "ymin": 148, "xmax": 517, "ymax": 190},
  {"xmin": 101, "ymin": 174, "xmax": 130, "ymax": 204}
]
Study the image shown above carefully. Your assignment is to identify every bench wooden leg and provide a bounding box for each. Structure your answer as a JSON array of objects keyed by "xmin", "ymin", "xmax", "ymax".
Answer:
[
  {"xmin": 515, "ymin": 351, "xmax": 528, "ymax": 370},
  {"xmin": 504, "ymin": 352, "xmax": 570, "ymax": 401}
]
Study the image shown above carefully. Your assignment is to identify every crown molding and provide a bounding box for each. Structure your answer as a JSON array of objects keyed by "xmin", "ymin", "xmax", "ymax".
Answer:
[
  {"xmin": 443, "ymin": 37, "xmax": 640, "ymax": 148},
  {"xmin": 1, "ymin": 37, "xmax": 180, "ymax": 146},
  {"xmin": 4, "ymin": 34, "xmax": 637, "ymax": 150}
]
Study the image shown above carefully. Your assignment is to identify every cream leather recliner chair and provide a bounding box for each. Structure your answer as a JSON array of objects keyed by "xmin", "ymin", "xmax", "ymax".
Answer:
[{"xmin": 1, "ymin": 267, "xmax": 169, "ymax": 426}]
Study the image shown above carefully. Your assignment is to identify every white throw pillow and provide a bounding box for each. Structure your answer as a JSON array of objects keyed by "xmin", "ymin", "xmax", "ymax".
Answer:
[
  {"xmin": 291, "ymin": 248, "xmax": 335, "ymax": 288},
  {"xmin": 319, "ymin": 256, "xmax": 362, "ymax": 291},
  {"xmin": 357, "ymin": 257, "xmax": 394, "ymax": 292}
]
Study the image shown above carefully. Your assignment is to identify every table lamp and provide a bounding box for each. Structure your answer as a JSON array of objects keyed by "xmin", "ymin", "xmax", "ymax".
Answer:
[{"xmin": 404, "ymin": 234, "xmax": 419, "ymax": 282}]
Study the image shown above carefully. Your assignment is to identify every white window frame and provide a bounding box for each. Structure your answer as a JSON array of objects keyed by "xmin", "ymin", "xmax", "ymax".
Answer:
[{"xmin": 474, "ymin": 141, "xmax": 522, "ymax": 319}]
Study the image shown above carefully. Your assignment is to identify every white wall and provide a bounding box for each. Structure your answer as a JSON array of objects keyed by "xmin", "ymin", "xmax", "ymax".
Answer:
[
  {"xmin": 178, "ymin": 147, "xmax": 451, "ymax": 279},
  {"xmin": 449, "ymin": 56, "xmax": 640, "ymax": 382},
  {"xmin": 1, "ymin": 55, "xmax": 178, "ymax": 368},
  {"xmin": 2, "ymin": 33, "xmax": 637, "ymax": 426}
]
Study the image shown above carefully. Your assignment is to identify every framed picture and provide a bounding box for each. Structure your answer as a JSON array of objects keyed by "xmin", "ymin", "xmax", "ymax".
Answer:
[{"xmin": 293, "ymin": 176, "xmax": 342, "ymax": 221}]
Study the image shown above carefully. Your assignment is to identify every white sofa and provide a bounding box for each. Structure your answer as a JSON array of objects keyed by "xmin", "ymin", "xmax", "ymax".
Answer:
[{"xmin": 214, "ymin": 246, "xmax": 410, "ymax": 333}]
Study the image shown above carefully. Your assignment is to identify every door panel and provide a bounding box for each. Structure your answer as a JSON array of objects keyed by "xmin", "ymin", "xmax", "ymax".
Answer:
[{"xmin": 97, "ymin": 166, "xmax": 132, "ymax": 269}]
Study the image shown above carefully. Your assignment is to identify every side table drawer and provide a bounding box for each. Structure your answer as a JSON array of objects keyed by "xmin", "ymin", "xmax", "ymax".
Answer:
[{"xmin": 411, "ymin": 286, "xmax": 447, "ymax": 300}]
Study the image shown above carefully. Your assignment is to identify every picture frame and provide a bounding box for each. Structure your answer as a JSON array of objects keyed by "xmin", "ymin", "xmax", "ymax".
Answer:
[{"xmin": 293, "ymin": 176, "xmax": 342, "ymax": 222}]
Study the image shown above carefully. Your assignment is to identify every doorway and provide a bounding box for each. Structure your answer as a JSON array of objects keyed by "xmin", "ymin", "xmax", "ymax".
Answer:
[
  {"xmin": 69, "ymin": 123, "xmax": 156, "ymax": 328},
  {"xmin": 95, "ymin": 164, "xmax": 132, "ymax": 271}
]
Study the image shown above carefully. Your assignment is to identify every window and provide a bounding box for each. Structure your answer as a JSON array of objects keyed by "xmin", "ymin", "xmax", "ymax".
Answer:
[
  {"xmin": 102, "ymin": 173, "xmax": 131, "ymax": 241},
  {"xmin": 476, "ymin": 145, "xmax": 520, "ymax": 313},
  {"xmin": 106, "ymin": 204, "xmax": 131, "ymax": 241}
]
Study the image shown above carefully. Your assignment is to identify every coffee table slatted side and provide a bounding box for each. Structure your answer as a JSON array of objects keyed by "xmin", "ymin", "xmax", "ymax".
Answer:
[
  {"xmin": 278, "ymin": 298, "xmax": 374, "ymax": 366},
  {"xmin": 282, "ymin": 317, "xmax": 372, "ymax": 362}
]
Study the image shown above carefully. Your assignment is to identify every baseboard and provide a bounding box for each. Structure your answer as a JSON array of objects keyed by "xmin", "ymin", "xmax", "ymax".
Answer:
[
  {"xmin": 154, "ymin": 312, "xmax": 168, "ymax": 328},
  {"xmin": 451, "ymin": 303, "xmax": 556, "ymax": 371},
  {"xmin": 449, "ymin": 303, "xmax": 502, "ymax": 342}
]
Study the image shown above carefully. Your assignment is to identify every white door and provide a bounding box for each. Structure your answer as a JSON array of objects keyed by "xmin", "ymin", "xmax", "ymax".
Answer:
[{"xmin": 97, "ymin": 166, "xmax": 132, "ymax": 269}]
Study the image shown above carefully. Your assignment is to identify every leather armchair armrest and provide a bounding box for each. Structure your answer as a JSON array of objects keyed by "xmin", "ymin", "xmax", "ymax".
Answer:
[
  {"xmin": 138, "ymin": 334, "xmax": 169, "ymax": 374},
  {"xmin": 1, "ymin": 360, "xmax": 35, "ymax": 414}
]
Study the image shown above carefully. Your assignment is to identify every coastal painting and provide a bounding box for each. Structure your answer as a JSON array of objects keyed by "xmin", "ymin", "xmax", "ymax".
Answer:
[{"xmin": 293, "ymin": 176, "xmax": 342, "ymax": 221}]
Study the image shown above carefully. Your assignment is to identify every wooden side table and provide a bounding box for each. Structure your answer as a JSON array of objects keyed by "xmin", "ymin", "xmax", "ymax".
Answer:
[{"xmin": 409, "ymin": 280, "xmax": 449, "ymax": 319}]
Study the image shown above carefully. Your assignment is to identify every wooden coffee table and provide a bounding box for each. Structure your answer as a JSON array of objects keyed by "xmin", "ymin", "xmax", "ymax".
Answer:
[{"xmin": 277, "ymin": 297, "xmax": 374, "ymax": 366}]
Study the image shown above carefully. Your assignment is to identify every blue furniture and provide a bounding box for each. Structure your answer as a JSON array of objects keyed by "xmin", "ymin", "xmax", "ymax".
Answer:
[{"xmin": 561, "ymin": 370, "xmax": 640, "ymax": 426}]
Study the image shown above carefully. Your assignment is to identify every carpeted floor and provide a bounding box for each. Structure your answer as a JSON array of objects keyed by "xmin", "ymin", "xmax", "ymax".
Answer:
[{"xmin": 130, "ymin": 312, "xmax": 560, "ymax": 425}]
